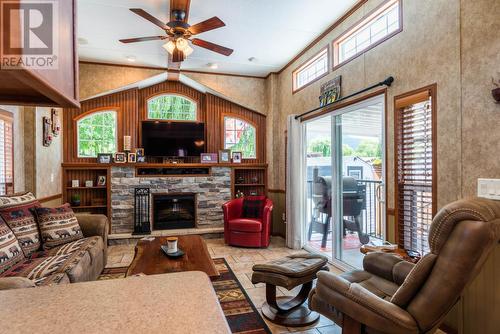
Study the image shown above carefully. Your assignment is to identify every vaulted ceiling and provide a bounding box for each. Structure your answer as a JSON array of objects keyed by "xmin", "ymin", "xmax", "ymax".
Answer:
[{"xmin": 77, "ymin": 0, "xmax": 358, "ymax": 77}]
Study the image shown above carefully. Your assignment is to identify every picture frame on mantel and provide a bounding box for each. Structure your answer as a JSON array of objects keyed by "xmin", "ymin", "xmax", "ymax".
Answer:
[
  {"xmin": 232, "ymin": 152, "xmax": 242, "ymax": 164},
  {"xmin": 218, "ymin": 149, "xmax": 231, "ymax": 163},
  {"xmin": 201, "ymin": 153, "xmax": 218, "ymax": 163}
]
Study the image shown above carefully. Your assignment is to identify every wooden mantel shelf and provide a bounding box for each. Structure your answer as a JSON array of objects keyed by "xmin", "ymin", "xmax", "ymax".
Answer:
[{"xmin": 62, "ymin": 162, "xmax": 268, "ymax": 168}]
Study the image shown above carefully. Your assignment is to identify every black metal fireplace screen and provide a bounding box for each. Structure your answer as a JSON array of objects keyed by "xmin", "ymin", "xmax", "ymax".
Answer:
[{"xmin": 153, "ymin": 193, "xmax": 196, "ymax": 230}]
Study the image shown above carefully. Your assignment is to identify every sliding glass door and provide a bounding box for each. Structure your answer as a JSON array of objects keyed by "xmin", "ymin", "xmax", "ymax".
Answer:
[{"xmin": 303, "ymin": 95, "xmax": 386, "ymax": 268}]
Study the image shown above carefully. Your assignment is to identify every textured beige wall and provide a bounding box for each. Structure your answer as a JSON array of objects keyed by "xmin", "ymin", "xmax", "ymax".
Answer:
[
  {"xmin": 183, "ymin": 72, "xmax": 267, "ymax": 114},
  {"xmin": 79, "ymin": 63, "xmax": 163, "ymax": 100},
  {"xmin": 268, "ymin": 0, "xmax": 464, "ymax": 212},
  {"xmin": 79, "ymin": 63, "xmax": 268, "ymax": 114},
  {"xmin": 460, "ymin": 0, "xmax": 500, "ymax": 197},
  {"xmin": 35, "ymin": 107, "xmax": 63, "ymax": 199}
]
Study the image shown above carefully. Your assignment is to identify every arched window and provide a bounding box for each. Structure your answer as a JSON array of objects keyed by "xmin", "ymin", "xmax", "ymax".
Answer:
[
  {"xmin": 224, "ymin": 116, "xmax": 256, "ymax": 159},
  {"xmin": 77, "ymin": 110, "xmax": 117, "ymax": 158},
  {"xmin": 147, "ymin": 94, "xmax": 197, "ymax": 121}
]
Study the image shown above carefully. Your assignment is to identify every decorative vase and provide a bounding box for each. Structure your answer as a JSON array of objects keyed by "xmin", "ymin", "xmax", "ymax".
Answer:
[{"xmin": 492, "ymin": 88, "xmax": 500, "ymax": 103}]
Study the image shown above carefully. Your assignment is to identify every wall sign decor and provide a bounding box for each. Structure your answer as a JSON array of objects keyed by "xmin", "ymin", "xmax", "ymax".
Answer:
[
  {"xmin": 97, "ymin": 153, "xmax": 112, "ymax": 164},
  {"xmin": 232, "ymin": 151, "xmax": 242, "ymax": 163},
  {"xmin": 51, "ymin": 109, "xmax": 60, "ymax": 136},
  {"xmin": 42, "ymin": 117, "xmax": 53, "ymax": 147},
  {"xmin": 123, "ymin": 135, "xmax": 132, "ymax": 152},
  {"xmin": 492, "ymin": 76, "xmax": 500, "ymax": 103},
  {"xmin": 201, "ymin": 153, "xmax": 218, "ymax": 163},
  {"xmin": 319, "ymin": 76, "xmax": 342, "ymax": 107},
  {"xmin": 219, "ymin": 149, "xmax": 231, "ymax": 163}
]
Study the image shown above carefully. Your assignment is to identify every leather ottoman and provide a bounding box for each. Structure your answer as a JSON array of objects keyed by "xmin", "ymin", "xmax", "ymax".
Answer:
[{"xmin": 251, "ymin": 254, "xmax": 329, "ymax": 327}]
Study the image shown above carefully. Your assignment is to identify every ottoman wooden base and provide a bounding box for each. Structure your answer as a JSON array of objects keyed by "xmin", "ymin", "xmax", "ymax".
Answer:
[{"xmin": 262, "ymin": 297, "xmax": 320, "ymax": 327}]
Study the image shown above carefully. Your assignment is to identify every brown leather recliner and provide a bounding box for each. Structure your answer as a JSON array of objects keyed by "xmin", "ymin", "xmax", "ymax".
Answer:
[{"xmin": 308, "ymin": 197, "xmax": 500, "ymax": 334}]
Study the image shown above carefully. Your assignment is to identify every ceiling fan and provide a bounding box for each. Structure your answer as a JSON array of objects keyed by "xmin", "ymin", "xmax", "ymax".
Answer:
[{"xmin": 119, "ymin": 0, "xmax": 233, "ymax": 67}]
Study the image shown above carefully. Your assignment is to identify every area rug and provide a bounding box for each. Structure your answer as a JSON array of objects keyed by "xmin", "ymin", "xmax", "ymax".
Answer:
[{"xmin": 98, "ymin": 258, "xmax": 271, "ymax": 334}]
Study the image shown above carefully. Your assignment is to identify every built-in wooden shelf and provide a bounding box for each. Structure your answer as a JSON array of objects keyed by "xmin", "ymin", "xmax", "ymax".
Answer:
[
  {"xmin": 234, "ymin": 184, "xmax": 265, "ymax": 187},
  {"xmin": 72, "ymin": 205, "xmax": 107, "ymax": 209}
]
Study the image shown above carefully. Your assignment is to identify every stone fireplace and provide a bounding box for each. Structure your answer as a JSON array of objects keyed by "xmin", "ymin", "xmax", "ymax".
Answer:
[
  {"xmin": 110, "ymin": 166, "xmax": 231, "ymax": 234},
  {"xmin": 152, "ymin": 193, "xmax": 196, "ymax": 230}
]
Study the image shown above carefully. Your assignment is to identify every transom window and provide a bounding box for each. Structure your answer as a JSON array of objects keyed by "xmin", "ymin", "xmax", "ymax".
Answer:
[
  {"xmin": 147, "ymin": 94, "xmax": 197, "ymax": 121},
  {"xmin": 77, "ymin": 111, "xmax": 117, "ymax": 158},
  {"xmin": 334, "ymin": 0, "xmax": 401, "ymax": 66},
  {"xmin": 292, "ymin": 48, "xmax": 329, "ymax": 92},
  {"xmin": 224, "ymin": 116, "xmax": 256, "ymax": 159}
]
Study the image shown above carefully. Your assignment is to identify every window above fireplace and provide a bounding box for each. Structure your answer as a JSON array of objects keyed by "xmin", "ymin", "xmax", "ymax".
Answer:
[{"xmin": 147, "ymin": 94, "xmax": 197, "ymax": 121}]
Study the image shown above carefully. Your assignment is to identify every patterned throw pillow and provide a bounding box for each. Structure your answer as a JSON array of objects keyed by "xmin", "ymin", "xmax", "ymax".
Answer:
[
  {"xmin": 0, "ymin": 192, "xmax": 41, "ymax": 257},
  {"xmin": 0, "ymin": 220, "xmax": 25, "ymax": 274},
  {"xmin": 35, "ymin": 204, "xmax": 83, "ymax": 250},
  {"xmin": 242, "ymin": 196, "xmax": 266, "ymax": 219}
]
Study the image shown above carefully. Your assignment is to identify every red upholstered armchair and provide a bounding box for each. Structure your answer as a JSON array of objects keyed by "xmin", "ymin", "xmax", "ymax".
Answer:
[{"xmin": 222, "ymin": 196, "xmax": 273, "ymax": 248}]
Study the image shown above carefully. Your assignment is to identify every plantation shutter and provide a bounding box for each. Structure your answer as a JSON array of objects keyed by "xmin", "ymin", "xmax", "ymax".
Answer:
[
  {"xmin": 395, "ymin": 87, "xmax": 436, "ymax": 255},
  {"xmin": 0, "ymin": 114, "xmax": 14, "ymax": 195}
]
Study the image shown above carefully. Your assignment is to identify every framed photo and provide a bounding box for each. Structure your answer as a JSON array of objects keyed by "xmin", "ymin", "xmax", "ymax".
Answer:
[
  {"xmin": 97, "ymin": 176, "xmax": 106, "ymax": 186},
  {"xmin": 71, "ymin": 180, "xmax": 79, "ymax": 188},
  {"xmin": 137, "ymin": 156, "xmax": 146, "ymax": 163},
  {"xmin": 201, "ymin": 153, "xmax": 218, "ymax": 163},
  {"xmin": 97, "ymin": 153, "xmax": 112, "ymax": 164},
  {"xmin": 128, "ymin": 153, "xmax": 137, "ymax": 163},
  {"xmin": 218, "ymin": 149, "xmax": 231, "ymax": 163},
  {"xmin": 134, "ymin": 148, "xmax": 144, "ymax": 157},
  {"xmin": 232, "ymin": 151, "xmax": 242, "ymax": 163},
  {"xmin": 85, "ymin": 180, "xmax": 93, "ymax": 188},
  {"xmin": 114, "ymin": 152, "xmax": 126, "ymax": 163}
]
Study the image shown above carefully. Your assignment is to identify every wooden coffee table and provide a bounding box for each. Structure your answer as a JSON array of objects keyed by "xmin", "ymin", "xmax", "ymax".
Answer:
[{"xmin": 126, "ymin": 235, "xmax": 220, "ymax": 278}]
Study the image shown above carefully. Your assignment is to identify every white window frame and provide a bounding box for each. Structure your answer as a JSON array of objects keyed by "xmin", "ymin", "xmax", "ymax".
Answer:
[
  {"xmin": 333, "ymin": 0, "xmax": 402, "ymax": 68},
  {"xmin": 77, "ymin": 110, "xmax": 118, "ymax": 158},
  {"xmin": 292, "ymin": 47, "xmax": 330, "ymax": 92},
  {"xmin": 223, "ymin": 116, "xmax": 257, "ymax": 159}
]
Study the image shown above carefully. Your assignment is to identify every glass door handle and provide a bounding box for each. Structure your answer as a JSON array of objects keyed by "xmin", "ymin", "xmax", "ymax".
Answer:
[{"xmin": 376, "ymin": 184, "xmax": 385, "ymax": 203}]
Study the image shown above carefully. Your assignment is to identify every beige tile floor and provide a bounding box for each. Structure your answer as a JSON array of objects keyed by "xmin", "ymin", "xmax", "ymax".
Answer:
[
  {"xmin": 106, "ymin": 236, "xmax": 343, "ymax": 334},
  {"xmin": 106, "ymin": 237, "xmax": 449, "ymax": 334}
]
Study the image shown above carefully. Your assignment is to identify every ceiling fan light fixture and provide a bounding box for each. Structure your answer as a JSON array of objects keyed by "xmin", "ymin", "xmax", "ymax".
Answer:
[
  {"xmin": 176, "ymin": 37, "xmax": 188, "ymax": 51},
  {"xmin": 163, "ymin": 40, "xmax": 176, "ymax": 54},
  {"xmin": 183, "ymin": 45, "xmax": 194, "ymax": 57}
]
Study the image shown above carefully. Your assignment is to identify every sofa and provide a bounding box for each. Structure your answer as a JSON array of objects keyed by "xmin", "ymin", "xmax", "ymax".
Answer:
[{"xmin": 0, "ymin": 211, "xmax": 108, "ymax": 290}]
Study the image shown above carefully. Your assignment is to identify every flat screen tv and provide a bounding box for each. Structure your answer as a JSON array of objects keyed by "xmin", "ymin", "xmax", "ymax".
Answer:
[{"xmin": 142, "ymin": 121, "xmax": 205, "ymax": 157}]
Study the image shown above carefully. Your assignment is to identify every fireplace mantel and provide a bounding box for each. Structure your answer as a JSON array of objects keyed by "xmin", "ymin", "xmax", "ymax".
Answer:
[{"xmin": 110, "ymin": 166, "xmax": 231, "ymax": 234}]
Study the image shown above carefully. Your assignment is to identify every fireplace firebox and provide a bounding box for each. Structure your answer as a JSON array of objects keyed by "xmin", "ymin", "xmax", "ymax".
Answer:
[{"xmin": 152, "ymin": 193, "xmax": 197, "ymax": 230}]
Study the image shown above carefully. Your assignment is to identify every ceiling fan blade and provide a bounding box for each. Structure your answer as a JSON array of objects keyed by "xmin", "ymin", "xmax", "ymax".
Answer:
[
  {"xmin": 188, "ymin": 17, "xmax": 225, "ymax": 35},
  {"xmin": 170, "ymin": 0, "xmax": 191, "ymax": 22},
  {"xmin": 119, "ymin": 36, "xmax": 165, "ymax": 44},
  {"xmin": 191, "ymin": 38, "xmax": 233, "ymax": 56},
  {"xmin": 130, "ymin": 8, "xmax": 168, "ymax": 30}
]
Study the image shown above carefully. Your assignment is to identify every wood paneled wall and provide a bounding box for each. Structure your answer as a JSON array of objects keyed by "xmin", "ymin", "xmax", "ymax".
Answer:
[
  {"xmin": 206, "ymin": 94, "xmax": 266, "ymax": 163},
  {"xmin": 63, "ymin": 81, "xmax": 266, "ymax": 163},
  {"xmin": 63, "ymin": 89, "xmax": 138, "ymax": 163}
]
